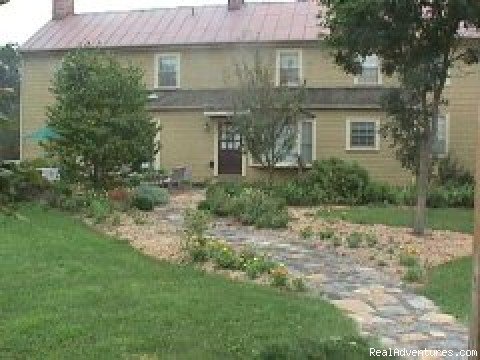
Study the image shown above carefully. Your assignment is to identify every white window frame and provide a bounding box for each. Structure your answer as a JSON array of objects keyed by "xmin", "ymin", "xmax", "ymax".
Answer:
[
  {"xmin": 346, "ymin": 118, "xmax": 381, "ymax": 151},
  {"xmin": 154, "ymin": 53, "xmax": 181, "ymax": 89},
  {"xmin": 275, "ymin": 49, "xmax": 303, "ymax": 87},
  {"xmin": 249, "ymin": 119, "xmax": 316, "ymax": 168},
  {"xmin": 434, "ymin": 113, "xmax": 450, "ymax": 158},
  {"xmin": 354, "ymin": 55, "xmax": 382, "ymax": 86}
]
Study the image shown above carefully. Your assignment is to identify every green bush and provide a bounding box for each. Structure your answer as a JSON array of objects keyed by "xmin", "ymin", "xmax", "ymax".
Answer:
[
  {"xmin": 435, "ymin": 155, "xmax": 474, "ymax": 187},
  {"xmin": 245, "ymin": 256, "xmax": 275, "ymax": 279},
  {"xmin": 427, "ymin": 185, "xmax": 473, "ymax": 208},
  {"xmin": 132, "ymin": 185, "xmax": 169, "ymax": 211},
  {"xmin": 318, "ymin": 229, "xmax": 335, "ymax": 240},
  {"xmin": 132, "ymin": 194, "xmax": 154, "ymax": 211},
  {"xmin": 403, "ymin": 265, "xmax": 424, "ymax": 283},
  {"xmin": 208, "ymin": 241, "xmax": 242, "ymax": 270},
  {"xmin": 399, "ymin": 253, "xmax": 419, "ymax": 267},
  {"xmin": 86, "ymin": 196, "xmax": 112, "ymax": 224},
  {"xmin": 345, "ymin": 232, "xmax": 363, "ymax": 249}
]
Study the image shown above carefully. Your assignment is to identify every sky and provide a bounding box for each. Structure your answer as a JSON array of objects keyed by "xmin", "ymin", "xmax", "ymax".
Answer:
[{"xmin": 0, "ymin": 0, "xmax": 292, "ymax": 46}]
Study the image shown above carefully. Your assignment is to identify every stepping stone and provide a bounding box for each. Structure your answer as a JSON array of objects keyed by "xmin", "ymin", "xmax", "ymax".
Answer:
[
  {"xmin": 405, "ymin": 296, "xmax": 436, "ymax": 311},
  {"xmin": 420, "ymin": 313, "xmax": 456, "ymax": 324},
  {"xmin": 400, "ymin": 333, "xmax": 429, "ymax": 342},
  {"xmin": 332, "ymin": 299, "xmax": 374, "ymax": 314}
]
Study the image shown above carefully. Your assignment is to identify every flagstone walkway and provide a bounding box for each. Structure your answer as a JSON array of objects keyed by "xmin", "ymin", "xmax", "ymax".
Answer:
[{"xmin": 162, "ymin": 208, "xmax": 469, "ymax": 360}]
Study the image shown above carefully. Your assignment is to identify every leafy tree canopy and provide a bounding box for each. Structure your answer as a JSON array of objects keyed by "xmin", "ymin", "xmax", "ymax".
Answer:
[
  {"xmin": 231, "ymin": 54, "xmax": 306, "ymax": 179},
  {"xmin": 45, "ymin": 49, "xmax": 158, "ymax": 190}
]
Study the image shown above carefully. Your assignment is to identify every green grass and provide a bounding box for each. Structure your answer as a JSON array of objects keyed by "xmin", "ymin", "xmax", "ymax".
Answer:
[
  {"xmin": 316, "ymin": 207, "xmax": 473, "ymax": 234},
  {"xmin": 422, "ymin": 257, "xmax": 472, "ymax": 323},
  {"xmin": 0, "ymin": 205, "xmax": 381, "ymax": 360}
]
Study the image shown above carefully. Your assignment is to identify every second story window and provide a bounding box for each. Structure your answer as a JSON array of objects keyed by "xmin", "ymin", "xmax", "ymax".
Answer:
[
  {"xmin": 277, "ymin": 50, "xmax": 302, "ymax": 87},
  {"xmin": 355, "ymin": 55, "xmax": 381, "ymax": 85},
  {"xmin": 156, "ymin": 54, "xmax": 180, "ymax": 89}
]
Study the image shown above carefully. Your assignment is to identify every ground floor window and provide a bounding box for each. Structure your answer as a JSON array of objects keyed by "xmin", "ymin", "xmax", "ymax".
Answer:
[
  {"xmin": 346, "ymin": 118, "xmax": 380, "ymax": 151},
  {"xmin": 433, "ymin": 114, "xmax": 449, "ymax": 157},
  {"xmin": 276, "ymin": 120, "xmax": 316, "ymax": 166}
]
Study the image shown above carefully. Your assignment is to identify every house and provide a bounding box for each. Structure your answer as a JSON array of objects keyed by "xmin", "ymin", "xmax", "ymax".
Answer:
[{"xmin": 20, "ymin": 0, "xmax": 480, "ymax": 184}]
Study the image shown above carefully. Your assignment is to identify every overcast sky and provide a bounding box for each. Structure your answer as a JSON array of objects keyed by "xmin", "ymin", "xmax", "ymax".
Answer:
[{"xmin": 0, "ymin": 0, "xmax": 292, "ymax": 46}]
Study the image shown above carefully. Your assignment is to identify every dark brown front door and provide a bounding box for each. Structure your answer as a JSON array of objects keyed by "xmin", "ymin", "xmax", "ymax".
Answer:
[{"xmin": 218, "ymin": 121, "xmax": 242, "ymax": 175}]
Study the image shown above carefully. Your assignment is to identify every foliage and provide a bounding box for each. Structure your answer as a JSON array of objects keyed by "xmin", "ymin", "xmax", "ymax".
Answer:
[
  {"xmin": 203, "ymin": 184, "xmax": 289, "ymax": 229},
  {"xmin": 85, "ymin": 196, "xmax": 112, "ymax": 224},
  {"xmin": 270, "ymin": 266, "xmax": 289, "ymax": 287},
  {"xmin": 300, "ymin": 226, "xmax": 314, "ymax": 240},
  {"xmin": 45, "ymin": 49, "xmax": 159, "ymax": 190},
  {"xmin": 321, "ymin": 0, "xmax": 480, "ymax": 234},
  {"xmin": 231, "ymin": 53, "xmax": 306, "ymax": 180},
  {"xmin": 399, "ymin": 253, "xmax": 420, "ymax": 268},
  {"xmin": 208, "ymin": 241, "xmax": 243, "ymax": 270},
  {"xmin": 291, "ymin": 277, "xmax": 308, "ymax": 293},
  {"xmin": 427, "ymin": 185, "xmax": 473, "ymax": 208},
  {"xmin": 183, "ymin": 209, "xmax": 211, "ymax": 262},
  {"xmin": 131, "ymin": 185, "xmax": 168, "ymax": 211},
  {"xmin": 1, "ymin": 205, "xmax": 365, "ymax": 359},
  {"xmin": 345, "ymin": 232, "xmax": 363, "ymax": 249},
  {"xmin": 317, "ymin": 206, "xmax": 473, "ymax": 234},
  {"xmin": 245, "ymin": 256, "xmax": 275, "ymax": 279},
  {"xmin": 364, "ymin": 233, "xmax": 378, "ymax": 248},
  {"xmin": 403, "ymin": 265, "xmax": 425, "ymax": 283},
  {"xmin": 435, "ymin": 155, "xmax": 474, "ymax": 187},
  {"xmin": 318, "ymin": 229, "xmax": 335, "ymax": 241},
  {"xmin": 0, "ymin": 44, "xmax": 20, "ymax": 160}
]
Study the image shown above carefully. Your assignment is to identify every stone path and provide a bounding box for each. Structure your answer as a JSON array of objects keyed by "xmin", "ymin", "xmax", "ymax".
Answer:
[{"xmin": 163, "ymin": 210, "xmax": 469, "ymax": 360}]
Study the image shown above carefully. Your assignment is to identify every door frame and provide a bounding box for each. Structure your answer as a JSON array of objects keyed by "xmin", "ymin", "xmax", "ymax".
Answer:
[{"xmin": 213, "ymin": 117, "xmax": 246, "ymax": 177}]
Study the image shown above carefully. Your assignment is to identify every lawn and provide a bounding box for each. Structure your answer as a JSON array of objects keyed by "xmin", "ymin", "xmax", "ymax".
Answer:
[
  {"xmin": 422, "ymin": 257, "xmax": 472, "ymax": 323},
  {"xmin": 0, "ymin": 205, "xmax": 382, "ymax": 360},
  {"xmin": 316, "ymin": 206, "xmax": 473, "ymax": 234}
]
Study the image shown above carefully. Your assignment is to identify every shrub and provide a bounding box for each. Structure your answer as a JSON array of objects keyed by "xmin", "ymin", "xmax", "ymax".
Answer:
[
  {"xmin": 403, "ymin": 265, "xmax": 424, "ymax": 283},
  {"xmin": 208, "ymin": 241, "xmax": 242, "ymax": 270},
  {"xmin": 184, "ymin": 209, "xmax": 210, "ymax": 242},
  {"xmin": 86, "ymin": 196, "xmax": 112, "ymax": 224},
  {"xmin": 245, "ymin": 256, "xmax": 275, "ymax": 279},
  {"xmin": 331, "ymin": 236, "xmax": 342, "ymax": 247},
  {"xmin": 300, "ymin": 226, "xmax": 314, "ymax": 240},
  {"xmin": 435, "ymin": 154, "xmax": 474, "ymax": 187},
  {"xmin": 365, "ymin": 233, "xmax": 378, "ymax": 248},
  {"xmin": 291, "ymin": 277, "xmax": 308, "ymax": 292},
  {"xmin": 135, "ymin": 185, "xmax": 169, "ymax": 206},
  {"xmin": 398, "ymin": 253, "xmax": 419, "ymax": 267},
  {"xmin": 132, "ymin": 194, "xmax": 154, "ymax": 211},
  {"xmin": 345, "ymin": 232, "xmax": 363, "ymax": 249},
  {"xmin": 318, "ymin": 229, "xmax": 335, "ymax": 240},
  {"xmin": 270, "ymin": 266, "xmax": 289, "ymax": 287}
]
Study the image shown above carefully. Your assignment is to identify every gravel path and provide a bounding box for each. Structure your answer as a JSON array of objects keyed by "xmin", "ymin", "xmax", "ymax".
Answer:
[{"xmin": 160, "ymin": 204, "xmax": 469, "ymax": 360}]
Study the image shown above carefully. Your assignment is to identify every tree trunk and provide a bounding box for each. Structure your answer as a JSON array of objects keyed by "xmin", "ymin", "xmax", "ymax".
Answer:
[
  {"xmin": 414, "ymin": 138, "xmax": 429, "ymax": 235},
  {"xmin": 469, "ymin": 106, "xmax": 480, "ymax": 360}
]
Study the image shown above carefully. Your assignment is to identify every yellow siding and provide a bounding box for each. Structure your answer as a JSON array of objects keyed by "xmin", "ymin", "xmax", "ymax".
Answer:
[{"xmin": 20, "ymin": 43, "xmax": 480, "ymax": 185}]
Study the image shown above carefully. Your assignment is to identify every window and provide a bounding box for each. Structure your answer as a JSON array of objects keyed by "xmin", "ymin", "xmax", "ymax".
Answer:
[
  {"xmin": 346, "ymin": 119, "xmax": 380, "ymax": 150},
  {"xmin": 433, "ymin": 114, "xmax": 449, "ymax": 156},
  {"xmin": 263, "ymin": 120, "xmax": 315, "ymax": 167},
  {"xmin": 156, "ymin": 54, "xmax": 180, "ymax": 88},
  {"xmin": 355, "ymin": 55, "xmax": 381, "ymax": 85},
  {"xmin": 276, "ymin": 50, "xmax": 302, "ymax": 86}
]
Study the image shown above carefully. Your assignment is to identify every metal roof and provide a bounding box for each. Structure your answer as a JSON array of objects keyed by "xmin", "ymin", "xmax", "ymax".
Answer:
[
  {"xmin": 146, "ymin": 87, "xmax": 388, "ymax": 110},
  {"xmin": 21, "ymin": 2, "xmax": 326, "ymax": 52}
]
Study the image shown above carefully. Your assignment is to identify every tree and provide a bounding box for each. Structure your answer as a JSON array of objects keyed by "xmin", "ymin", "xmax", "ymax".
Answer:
[
  {"xmin": 321, "ymin": 0, "xmax": 480, "ymax": 235},
  {"xmin": 0, "ymin": 44, "xmax": 20, "ymax": 161},
  {"xmin": 231, "ymin": 55, "xmax": 306, "ymax": 181},
  {"xmin": 45, "ymin": 50, "xmax": 158, "ymax": 190}
]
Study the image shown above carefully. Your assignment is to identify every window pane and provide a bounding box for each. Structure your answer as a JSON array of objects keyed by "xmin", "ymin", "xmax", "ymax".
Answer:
[
  {"xmin": 279, "ymin": 52, "xmax": 300, "ymax": 86},
  {"xmin": 300, "ymin": 121, "xmax": 313, "ymax": 163},
  {"xmin": 158, "ymin": 56, "xmax": 178, "ymax": 87},
  {"xmin": 350, "ymin": 121, "xmax": 376, "ymax": 148},
  {"xmin": 358, "ymin": 55, "xmax": 379, "ymax": 84},
  {"xmin": 277, "ymin": 125, "xmax": 297, "ymax": 164},
  {"xmin": 434, "ymin": 115, "xmax": 447, "ymax": 155}
]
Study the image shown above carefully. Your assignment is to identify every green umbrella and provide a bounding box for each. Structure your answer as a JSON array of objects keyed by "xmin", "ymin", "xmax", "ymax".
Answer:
[{"xmin": 25, "ymin": 127, "xmax": 60, "ymax": 141}]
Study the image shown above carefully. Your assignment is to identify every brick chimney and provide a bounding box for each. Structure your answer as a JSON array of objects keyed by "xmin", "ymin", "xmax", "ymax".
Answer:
[
  {"xmin": 53, "ymin": 0, "xmax": 74, "ymax": 20},
  {"xmin": 228, "ymin": 0, "xmax": 244, "ymax": 11}
]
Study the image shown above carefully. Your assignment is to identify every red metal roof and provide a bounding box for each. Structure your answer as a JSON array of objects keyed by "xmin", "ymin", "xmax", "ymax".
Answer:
[
  {"xmin": 21, "ymin": 2, "xmax": 327, "ymax": 52},
  {"xmin": 20, "ymin": 1, "xmax": 479, "ymax": 52}
]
